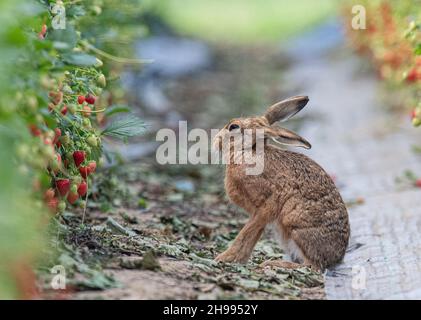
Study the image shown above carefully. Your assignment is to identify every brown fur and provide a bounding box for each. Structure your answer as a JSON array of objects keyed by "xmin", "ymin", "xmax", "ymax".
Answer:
[{"xmin": 213, "ymin": 96, "xmax": 350, "ymax": 271}]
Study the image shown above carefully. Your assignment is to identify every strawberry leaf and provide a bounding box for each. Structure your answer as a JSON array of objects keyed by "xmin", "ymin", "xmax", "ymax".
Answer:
[
  {"xmin": 104, "ymin": 105, "xmax": 131, "ymax": 117},
  {"xmin": 415, "ymin": 43, "xmax": 421, "ymax": 56},
  {"xmin": 101, "ymin": 114, "xmax": 145, "ymax": 140}
]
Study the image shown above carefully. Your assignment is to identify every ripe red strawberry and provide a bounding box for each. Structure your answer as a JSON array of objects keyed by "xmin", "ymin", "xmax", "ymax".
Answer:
[
  {"xmin": 53, "ymin": 128, "xmax": 61, "ymax": 144},
  {"xmin": 85, "ymin": 94, "xmax": 96, "ymax": 105},
  {"xmin": 50, "ymin": 153, "xmax": 61, "ymax": 173},
  {"xmin": 47, "ymin": 197, "xmax": 59, "ymax": 212},
  {"xmin": 406, "ymin": 68, "xmax": 419, "ymax": 83},
  {"xmin": 73, "ymin": 150, "xmax": 85, "ymax": 167},
  {"xmin": 88, "ymin": 161, "xmax": 97, "ymax": 173},
  {"xmin": 416, "ymin": 179, "xmax": 421, "ymax": 188},
  {"xmin": 77, "ymin": 181, "xmax": 88, "ymax": 197},
  {"xmin": 28, "ymin": 124, "xmax": 42, "ymax": 137},
  {"xmin": 67, "ymin": 192, "xmax": 79, "ymax": 204},
  {"xmin": 61, "ymin": 105, "xmax": 68, "ymax": 115},
  {"xmin": 82, "ymin": 105, "xmax": 92, "ymax": 117},
  {"xmin": 41, "ymin": 24, "xmax": 47, "ymax": 35},
  {"xmin": 56, "ymin": 179, "xmax": 70, "ymax": 196},
  {"xmin": 78, "ymin": 95, "xmax": 85, "ymax": 104},
  {"xmin": 79, "ymin": 166, "xmax": 90, "ymax": 179},
  {"xmin": 44, "ymin": 188, "xmax": 55, "ymax": 201}
]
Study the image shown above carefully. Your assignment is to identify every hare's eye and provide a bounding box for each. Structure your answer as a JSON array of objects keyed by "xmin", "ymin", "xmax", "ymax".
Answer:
[{"xmin": 228, "ymin": 124, "xmax": 240, "ymax": 131}]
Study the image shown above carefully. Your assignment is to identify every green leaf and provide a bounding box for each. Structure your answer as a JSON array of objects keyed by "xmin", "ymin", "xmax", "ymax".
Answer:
[
  {"xmin": 62, "ymin": 53, "xmax": 97, "ymax": 66},
  {"xmin": 104, "ymin": 105, "xmax": 131, "ymax": 117},
  {"xmin": 415, "ymin": 44, "xmax": 421, "ymax": 56},
  {"xmin": 101, "ymin": 114, "xmax": 146, "ymax": 140}
]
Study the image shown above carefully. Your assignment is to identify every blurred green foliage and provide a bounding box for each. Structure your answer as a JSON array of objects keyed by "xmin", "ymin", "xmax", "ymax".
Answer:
[
  {"xmin": 157, "ymin": 0, "xmax": 338, "ymax": 43},
  {"xmin": 0, "ymin": 0, "xmax": 46, "ymax": 299},
  {"xmin": 0, "ymin": 0, "xmax": 150, "ymax": 299}
]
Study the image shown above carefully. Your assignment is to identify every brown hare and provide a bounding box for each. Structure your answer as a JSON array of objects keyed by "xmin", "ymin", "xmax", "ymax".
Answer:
[{"xmin": 213, "ymin": 95, "xmax": 349, "ymax": 271}]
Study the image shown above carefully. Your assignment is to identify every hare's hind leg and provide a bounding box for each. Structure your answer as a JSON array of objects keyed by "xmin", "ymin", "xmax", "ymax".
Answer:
[
  {"xmin": 260, "ymin": 260, "xmax": 304, "ymax": 269},
  {"xmin": 259, "ymin": 258, "xmax": 319, "ymax": 271},
  {"xmin": 215, "ymin": 214, "xmax": 267, "ymax": 264}
]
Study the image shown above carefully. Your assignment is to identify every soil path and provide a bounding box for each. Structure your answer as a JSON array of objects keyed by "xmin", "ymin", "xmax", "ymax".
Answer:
[
  {"xmin": 56, "ymin": 22, "xmax": 421, "ymax": 301},
  {"xmin": 284, "ymin": 22, "xmax": 421, "ymax": 299}
]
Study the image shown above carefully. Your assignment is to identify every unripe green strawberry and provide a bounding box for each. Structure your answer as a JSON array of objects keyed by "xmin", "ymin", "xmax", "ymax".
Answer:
[
  {"xmin": 91, "ymin": 5, "xmax": 102, "ymax": 15},
  {"xmin": 60, "ymin": 133, "xmax": 71, "ymax": 145},
  {"xmin": 27, "ymin": 96, "xmax": 38, "ymax": 111},
  {"xmin": 87, "ymin": 135, "xmax": 98, "ymax": 147},
  {"xmin": 412, "ymin": 118, "xmax": 421, "ymax": 127},
  {"xmin": 62, "ymin": 85, "xmax": 73, "ymax": 94},
  {"xmin": 66, "ymin": 151, "xmax": 73, "ymax": 161},
  {"xmin": 72, "ymin": 175, "xmax": 82, "ymax": 185},
  {"xmin": 94, "ymin": 87, "xmax": 103, "ymax": 96},
  {"xmin": 83, "ymin": 118, "xmax": 91, "ymax": 128},
  {"xmin": 58, "ymin": 201, "xmax": 66, "ymax": 213},
  {"xmin": 68, "ymin": 104, "xmax": 77, "ymax": 114},
  {"xmin": 42, "ymin": 145, "xmax": 56, "ymax": 161},
  {"xmin": 70, "ymin": 183, "xmax": 78, "ymax": 194},
  {"xmin": 35, "ymin": 114, "xmax": 44, "ymax": 124},
  {"xmin": 97, "ymin": 74, "xmax": 106, "ymax": 88},
  {"xmin": 50, "ymin": 154, "xmax": 61, "ymax": 171}
]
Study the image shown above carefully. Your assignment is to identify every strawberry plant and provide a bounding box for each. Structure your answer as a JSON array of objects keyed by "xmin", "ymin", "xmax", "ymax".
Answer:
[
  {"xmin": 13, "ymin": 0, "xmax": 148, "ymax": 215},
  {"xmin": 344, "ymin": 0, "xmax": 420, "ymax": 124},
  {"xmin": 0, "ymin": 0, "xmax": 151, "ymax": 298}
]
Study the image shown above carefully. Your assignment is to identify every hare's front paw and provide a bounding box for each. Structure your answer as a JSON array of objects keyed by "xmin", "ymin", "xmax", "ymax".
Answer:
[{"xmin": 215, "ymin": 249, "xmax": 248, "ymax": 264}]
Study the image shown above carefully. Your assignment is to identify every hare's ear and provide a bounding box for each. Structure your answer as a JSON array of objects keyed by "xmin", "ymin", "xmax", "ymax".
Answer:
[
  {"xmin": 264, "ymin": 95, "xmax": 309, "ymax": 124},
  {"xmin": 266, "ymin": 127, "xmax": 311, "ymax": 149}
]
